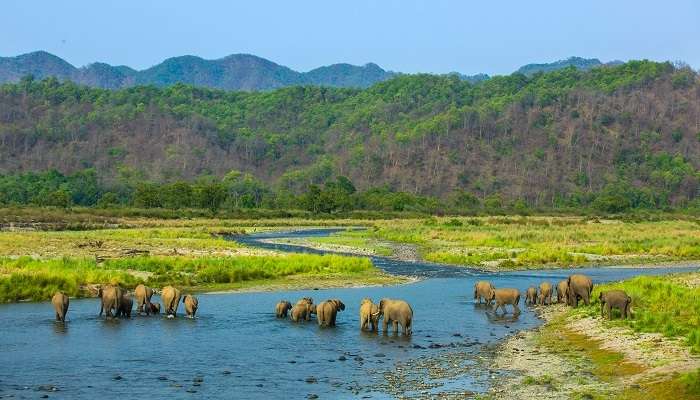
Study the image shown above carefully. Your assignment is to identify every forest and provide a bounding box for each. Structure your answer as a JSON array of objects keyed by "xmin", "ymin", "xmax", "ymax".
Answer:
[{"xmin": 0, "ymin": 60, "xmax": 698, "ymax": 213}]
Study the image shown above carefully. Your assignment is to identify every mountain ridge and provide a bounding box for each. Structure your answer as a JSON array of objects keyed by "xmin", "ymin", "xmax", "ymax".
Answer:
[{"xmin": 0, "ymin": 51, "xmax": 616, "ymax": 91}]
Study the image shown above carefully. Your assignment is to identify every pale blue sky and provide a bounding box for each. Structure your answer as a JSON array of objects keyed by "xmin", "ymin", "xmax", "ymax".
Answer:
[{"xmin": 2, "ymin": 0, "xmax": 698, "ymax": 74}]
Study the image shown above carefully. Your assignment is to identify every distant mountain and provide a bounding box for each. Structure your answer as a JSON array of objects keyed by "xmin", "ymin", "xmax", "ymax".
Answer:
[
  {"xmin": 515, "ymin": 56, "xmax": 605, "ymax": 76},
  {"xmin": 0, "ymin": 51, "xmax": 395, "ymax": 91}
]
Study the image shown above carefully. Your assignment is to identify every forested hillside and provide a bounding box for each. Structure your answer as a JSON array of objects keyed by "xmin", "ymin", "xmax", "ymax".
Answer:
[{"xmin": 0, "ymin": 60, "xmax": 698, "ymax": 212}]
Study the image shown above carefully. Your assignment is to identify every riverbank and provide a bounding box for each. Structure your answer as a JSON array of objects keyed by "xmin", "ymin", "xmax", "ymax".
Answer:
[
  {"xmin": 486, "ymin": 273, "xmax": 700, "ymax": 399},
  {"xmin": 283, "ymin": 216, "xmax": 700, "ymax": 271}
]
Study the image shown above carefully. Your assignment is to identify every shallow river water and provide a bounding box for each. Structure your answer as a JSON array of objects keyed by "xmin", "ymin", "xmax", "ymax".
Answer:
[{"xmin": 0, "ymin": 228, "xmax": 697, "ymax": 399}]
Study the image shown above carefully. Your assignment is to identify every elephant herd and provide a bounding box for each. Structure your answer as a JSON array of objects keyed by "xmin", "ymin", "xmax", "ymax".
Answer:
[
  {"xmin": 50, "ymin": 284, "xmax": 199, "ymax": 322},
  {"xmin": 276, "ymin": 297, "xmax": 414, "ymax": 335},
  {"xmin": 474, "ymin": 274, "xmax": 633, "ymax": 320}
]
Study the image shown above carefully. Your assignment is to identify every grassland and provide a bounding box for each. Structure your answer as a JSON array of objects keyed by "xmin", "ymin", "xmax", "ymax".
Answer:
[
  {"xmin": 310, "ymin": 216, "xmax": 700, "ymax": 269},
  {"xmin": 0, "ymin": 254, "xmax": 404, "ymax": 302},
  {"xmin": 0, "ymin": 212, "xmax": 404, "ymax": 302}
]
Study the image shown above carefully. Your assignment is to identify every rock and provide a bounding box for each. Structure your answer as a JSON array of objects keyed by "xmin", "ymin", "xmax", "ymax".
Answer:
[
  {"xmin": 192, "ymin": 382, "xmax": 201, "ymax": 387},
  {"xmin": 354, "ymin": 356, "xmax": 364, "ymax": 361},
  {"xmin": 374, "ymin": 353, "xmax": 386, "ymax": 358},
  {"xmin": 193, "ymin": 377, "xmax": 204, "ymax": 383},
  {"xmin": 41, "ymin": 395, "xmax": 49, "ymax": 399},
  {"xmin": 256, "ymin": 384, "xmax": 263, "ymax": 387},
  {"xmin": 338, "ymin": 356, "xmax": 347, "ymax": 361},
  {"xmin": 413, "ymin": 344, "xmax": 425, "ymax": 349},
  {"xmin": 222, "ymin": 370, "xmax": 232, "ymax": 375},
  {"xmin": 307, "ymin": 395, "xmax": 319, "ymax": 399},
  {"xmin": 305, "ymin": 376, "xmax": 318, "ymax": 384},
  {"xmin": 37, "ymin": 385, "xmax": 58, "ymax": 392},
  {"xmin": 157, "ymin": 376, "xmax": 168, "ymax": 381},
  {"xmin": 186, "ymin": 388, "xmax": 197, "ymax": 393},
  {"xmin": 112, "ymin": 375, "xmax": 123, "ymax": 381},
  {"xmin": 288, "ymin": 360, "xmax": 297, "ymax": 364},
  {"xmin": 453, "ymin": 333, "xmax": 462, "ymax": 337}
]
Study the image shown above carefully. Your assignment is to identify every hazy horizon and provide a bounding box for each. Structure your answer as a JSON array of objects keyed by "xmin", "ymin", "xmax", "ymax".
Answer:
[{"xmin": 2, "ymin": 0, "xmax": 699, "ymax": 75}]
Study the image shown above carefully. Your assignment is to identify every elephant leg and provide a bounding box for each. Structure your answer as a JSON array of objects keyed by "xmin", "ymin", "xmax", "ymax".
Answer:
[
  {"xmin": 513, "ymin": 303, "xmax": 520, "ymax": 315},
  {"xmin": 393, "ymin": 320, "xmax": 399, "ymax": 334},
  {"xmin": 382, "ymin": 319, "xmax": 389, "ymax": 333}
]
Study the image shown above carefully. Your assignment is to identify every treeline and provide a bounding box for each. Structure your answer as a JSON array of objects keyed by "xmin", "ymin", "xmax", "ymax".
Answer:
[
  {"xmin": 1, "ymin": 169, "xmax": 697, "ymax": 214},
  {"xmin": 0, "ymin": 60, "xmax": 699, "ymax": 209}
]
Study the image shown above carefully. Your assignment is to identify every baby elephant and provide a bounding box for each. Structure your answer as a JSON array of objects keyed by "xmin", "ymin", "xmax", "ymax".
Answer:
[
  {"xmin": 117, "ymin": 292, "xmax": 133, "ymax": 318},
  {"xmin": 492, "ymin": 288, "xmax": 520, "ymax": 315},
  {"xmin": 359, "ymin": 298, "xmax": 379, "ymax": 331},
  {"xmin": 148, "ymin": 302, "xmax": 161, "ymax": 314},
  {"xmin": 525, "ymin": 286, "xmax": 537, "ymax": 306},
  {"xmin": 599, "ymin": 290, "xmax": 631, "ymax": 320},
  {"xmin": 276, "ymin": 300, "xmax": 292, "ymax": 318},
  {"xmin": 474, "ymin": 281, "xmax": 496, "ymax": 305},
  {"xmin": 183, "ymin": 295, "xmax": 199, "ymax": 318},
  {"xmin": 51, "ymin": 291, "xmax": 69, "ymax": 322}
]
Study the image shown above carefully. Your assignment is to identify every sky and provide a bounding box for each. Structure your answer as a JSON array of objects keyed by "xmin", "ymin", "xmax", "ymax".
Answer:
[{"xmin": 2, "ymin": 0, "xmax": 699, "ymax": 75}]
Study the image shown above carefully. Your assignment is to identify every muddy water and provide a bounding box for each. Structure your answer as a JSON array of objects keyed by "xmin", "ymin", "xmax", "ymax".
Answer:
[{"xmin": 0, "ymin": 229, "xmax": 696, "ymax": 399}]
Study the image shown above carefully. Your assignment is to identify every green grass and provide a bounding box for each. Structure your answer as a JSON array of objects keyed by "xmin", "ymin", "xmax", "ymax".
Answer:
[
  {"xmin": 0, "ymin": 253, "xmax": 379, "ymax": 302},
  {"xmin": 573, "ymin": 274, "xmax": 700, "ymax": 353},
  {"xmin": 0, "ymin": 257, "xmax": 142, "ymax": 302},
  {"xmin": 324, "ymin": 216, "xmax": 700, "ymax": 268}
]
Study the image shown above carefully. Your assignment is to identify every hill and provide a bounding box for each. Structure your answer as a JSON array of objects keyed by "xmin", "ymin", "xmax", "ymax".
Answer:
[
  {"xmin": 0, "ymin": 60, "xmax": 698, "ymax": 212},
  {"xmin": 0, "ymin": 51, "xmax": 396, "ymax": 91}
]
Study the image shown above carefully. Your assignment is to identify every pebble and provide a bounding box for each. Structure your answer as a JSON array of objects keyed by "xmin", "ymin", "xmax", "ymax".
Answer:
[
  {"xmin": 256, "ymin": 384, "xmax": 263, "ymax": 387},
  {"xmin": 413, "ymin": 344, "xmax": 425, "ymax": 349},
  {"xmin": 40, "ymin": 396, "xmax": 49, "ymax": 399},
  {"xmin": 186, "ymin": 389, "xmax": 197, "ymax": 393},
  {"xmin": 37, "ymin": 385, "xmax": 58, "ymax": 392},
  {"xmin": 453, "ymin": 333, "xmax": 462, "ymax": 337}
]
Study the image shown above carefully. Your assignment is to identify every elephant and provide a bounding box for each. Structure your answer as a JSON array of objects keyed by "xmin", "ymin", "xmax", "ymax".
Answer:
[
  {"xmin": 276, "ymin": 300, "xmax": 293, "ymax": 318},
  {"xmin": 51, "ymin": 292, "xmax": 69, "ymax": 322},
  {"xmin": 134, "ymin": 284, "xmax": 154, "ymax": 314},
  {"xmin": 161, "ymin": 286, "xmax": 182, "ymax": 317},
  {"xmin": 474, "ymin": 281, "xmax": 496, "ymax": 305},
  {"xmin": 183, "ymin": 295, "xmax": 199, "ymax": 318},
  {"xmin": 98, "ymin": 285, "xmax": 123, "ymax": 318},
  {"xmin": 359, "ymin": 298, "xmax": 380, "ymax": 331},
  {"xmin": 599, "ymin": 290, "xmax": 632, "ymax": 320},
  {"xmin": 148, "ymin": 302, "xmax": 161, "ymax": 314},
  {"xmin": 492, "ymin": 288, "xmax": 520, "ymax": 315},
  {"xmin": 525, "ymin": 286, "xmax": 537, "ymax": 306},
  {"xmin": 290, "ymin": 298, "xmax": 314, "ymax": 322},
  {"xmin": 556, "ymin": 280, "xmax": 569, "ymax": 303},
  {"xmin": 538, "ymin": 282, "xmax": 553, "ymax": 305},
  {"xmin": 567, "ymin": 274, "xmax": 593, "ymax": 308},
  {"xmin": 317, "ymin": 299, "xmax": 345, "ymax": 327},
  {"xmin": 376, "ymin": 298, "xmax": 413, "ymax": 335},
  {"xmin": 117, "ymin": 292, "xmax": 133, "ymax": 318}
]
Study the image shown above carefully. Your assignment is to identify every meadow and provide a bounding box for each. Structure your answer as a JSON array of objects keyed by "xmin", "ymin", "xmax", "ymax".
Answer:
[{"xmin": 313, "ymin": 216, "xmax": 700, "ymax": 269}]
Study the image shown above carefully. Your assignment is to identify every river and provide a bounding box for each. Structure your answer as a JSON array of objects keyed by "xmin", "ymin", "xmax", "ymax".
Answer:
[{"xmin": 0, "ymin": 228, "xmax": 696, "ymax": 399}]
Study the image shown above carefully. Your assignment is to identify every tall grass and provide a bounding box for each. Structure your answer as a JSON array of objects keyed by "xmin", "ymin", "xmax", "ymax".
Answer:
[
  {"xmin": 0, "ymin": 253, "xmax": 375, "ymax": 302},
  {"xmin": 0, "ymin": 257, "xmax": 142, "ymax": 302},
  {"xmin": 576, "ymin": 275, "xmax": 700, "ymax": 353}
]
